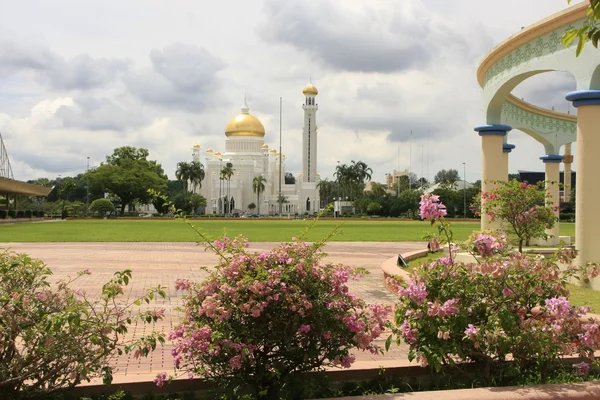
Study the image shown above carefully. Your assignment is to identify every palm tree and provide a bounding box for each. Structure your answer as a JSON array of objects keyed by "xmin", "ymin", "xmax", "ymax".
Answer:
[
  {"xmin": 252, "ymin": 175, "xmax": 267, "ymax": 215},
  {"xmin": 188, "ymin": 161, "xmax": 205, "ymax": 193},
  {"xmin": 175, "ymin": 162, "xmax": 192, "ymax": 193},
  {"xmin": 221, "ymin": 162, "xmax": 234, "ymax": 215},
  {"xmin": 317, "ymin": 179, "xmax": 335, "ymax": 208}
]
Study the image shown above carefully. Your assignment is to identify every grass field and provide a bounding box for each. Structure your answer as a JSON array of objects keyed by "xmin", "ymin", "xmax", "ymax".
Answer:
[{"xmin": 0, "ymin": 219, "xmax": 576, "ymax": 243}]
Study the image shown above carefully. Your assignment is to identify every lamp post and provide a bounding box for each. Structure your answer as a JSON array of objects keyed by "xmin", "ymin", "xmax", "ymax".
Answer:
[
  {"xmin": 463, "ymin": 162, "xmax": 467, "ymax": 219},
  {"xmin": 86, "ymin": 157, "xmax": 90, "ymax": 217}
]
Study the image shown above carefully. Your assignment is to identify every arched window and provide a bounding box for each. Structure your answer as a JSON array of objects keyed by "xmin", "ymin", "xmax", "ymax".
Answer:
[{"xmin": 306, "ymin": 197, "xmax": 311, "ymax": 212}]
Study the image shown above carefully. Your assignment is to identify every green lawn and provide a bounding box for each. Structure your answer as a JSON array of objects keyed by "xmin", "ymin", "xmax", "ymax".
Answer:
[{"xmin": 0, "ymin": 219, "xmax": 576, "ymax": 243}]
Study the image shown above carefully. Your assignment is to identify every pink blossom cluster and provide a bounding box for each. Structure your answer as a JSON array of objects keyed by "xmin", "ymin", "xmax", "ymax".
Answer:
[
  {"xmin": 426, "ymin": 298, "xmax": 460, "ymax": 318},
  {"xmin": 165, "ymin": 237, "xmax": 390, "ymax": 385},
  {"xmin": 398, "ymin": 281, "xmax": 428, "ymax": 306},
  {"xmin": 419, "ymin": 194, "xmax": 447, "ymax": 220},
  {"xmin": 469, "ymin": 231, "xmax": 508, "ymax": 257}
]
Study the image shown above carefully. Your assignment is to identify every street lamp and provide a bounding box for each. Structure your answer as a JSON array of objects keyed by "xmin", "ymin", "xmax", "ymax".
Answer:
[
  {"xmin": 463, "ymin": 162, "xmax": 467, "ymax": 219},
  {"xmin": 86, "ymin": 157, "xmax": 90, "ymax": 217}
]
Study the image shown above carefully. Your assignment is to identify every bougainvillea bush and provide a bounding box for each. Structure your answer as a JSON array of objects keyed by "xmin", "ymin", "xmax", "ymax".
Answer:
[
  {"xmin": 473, "ymin": 179, "xmax": 557, "ymax": 252},
  {"xmin": 166, "ymin": 235, "xmax": 391, "ymax": 399},
  {"xmin": 392, "ymin": 194, "xmax": 600, "ymax": 380},
  {"xmin": 0, "ymin": 251, "xmax": 166, "ymax": 399}
]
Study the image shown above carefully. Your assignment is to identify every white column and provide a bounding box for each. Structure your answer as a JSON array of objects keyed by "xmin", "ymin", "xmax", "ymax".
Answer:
[
  {"xmin": 474, "ymin": 125, "xmax": 512, "ymax": 231},
  {"xmin": 540, "ymin": 155, "xmax": 563, "ymax": 245},
  {"xmin": 563, "ymin": 143, "xmax": 573, "ymax": 203},
  {"xmin": 566, "ymin": 90, "xmax": 600, "ymax": 289}
]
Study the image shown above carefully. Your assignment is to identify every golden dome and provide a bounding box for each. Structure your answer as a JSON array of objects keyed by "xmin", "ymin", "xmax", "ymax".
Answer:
[
  {"xmin": 270, "ymin": 149, "xmax": 277, "ymax": 153},
  {"xmin": 261, "ymin": 144, "xmax": 269, "ymax": 149},
  {"xmin": 225, "ymin": 100, "xmax": 265, "ymax": 138},
  {"xmin": 206, "ymin": 148, "xmax": 213, "ymax": 153},
  {"xmin": 215, "ymin": 151, "xmax": 222, "ymax": 157},
  {"xmin": 192, "ymin": 143, "xmax": 200, "ymax": 148},
  {"xmin": 302, "ymin": 83, "xmax": 318, "ymax": 96}
]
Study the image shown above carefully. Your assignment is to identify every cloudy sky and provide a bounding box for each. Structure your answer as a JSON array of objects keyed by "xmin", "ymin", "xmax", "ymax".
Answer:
[{"xmin": 0, "ymin": 0, "xmax": 583, "ymax": 184}]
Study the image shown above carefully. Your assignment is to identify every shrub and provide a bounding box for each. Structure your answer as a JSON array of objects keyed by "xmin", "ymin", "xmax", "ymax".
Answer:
[
  {"xmin": 89, "ymin": 199, "xmax": 115, "ymax": 216},
  {"xmin": 7, "ymin": 210, "xmax": 15, "ymax": 218},
  {"xmin": 0, "ymin": 210, "xmax": 6, "ymax": 219},
  {"xmin": 391, "ymin": 194, "xmax": 600, "ymax": 381},
  {"xmin": 16, "ymin": 210, "xmax": 25, "ymax": 218},
  {"xmin": 474, "ymin": 180, "xmax": 557, "ymax": 252},
  {"xmin": 164, "ymin": 234, "xmax": 390, "ymax": 399},
  {"xmin": 25, "ymin": 210, "xmax": 33, "ymax": 218},
  {"xmin": 0, "ymin": 251, "xmax": 166, "ymax": 399}
]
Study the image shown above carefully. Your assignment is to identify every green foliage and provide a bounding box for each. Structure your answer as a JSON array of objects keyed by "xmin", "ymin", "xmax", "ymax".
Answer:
[
  {"xmin": 85, "ymin": 147, "xmax": 167, "ymax": 216},
  {"xmin": 563, "ymin": 0, "xmax": 600, "ymax": 56},
  {"xmin": 0, "ymin": 251, "xmax": 166, "ymax": 399},
  {"xmin": 366, "ymin": 202, "xmax": 383, "ymax": 215},
  {"xmin": 334, "ymin": 160, "xmax": 372, "ymax": 201},
  {"xmin": 89, "ymin": 199, "xmax": 116, "ymax": 216},
  {"xmin": 433, "ymin": 169, "xmax": 460, "ymax": 186},
  {"xmin": 252, "ymin": 176, "xmax": 267, "ymax": 215},
  {"xmin": 477, "ymin": 180, "xmax": 558, "ymax": 252}
]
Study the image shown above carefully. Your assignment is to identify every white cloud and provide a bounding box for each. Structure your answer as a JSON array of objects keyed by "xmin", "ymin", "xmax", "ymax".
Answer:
[{"xmin": 0, "ymin": 0, "xmax": 587, "ymax": 185}]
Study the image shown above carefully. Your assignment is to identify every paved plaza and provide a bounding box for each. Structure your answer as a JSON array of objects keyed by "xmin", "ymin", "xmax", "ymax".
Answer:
[{"xmin": 0, "ymin": 241, "xmax": 425, "ymax": 383}]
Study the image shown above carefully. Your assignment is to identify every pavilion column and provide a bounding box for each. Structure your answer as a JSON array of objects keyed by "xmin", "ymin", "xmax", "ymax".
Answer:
[
  {"xmin": 540, "ymin": 155, "xmax": 563, "ymax": 246},
  {"xmin": 474, "ymin": 124, "xmax": 512, "ymax": 230},
  {"xmin": 566, "ymin": 90, "xmax": 600, "ymax": 288},
  {"xmin": 563, "ymin": 143, "xmax": 573, "ymax": 203}
]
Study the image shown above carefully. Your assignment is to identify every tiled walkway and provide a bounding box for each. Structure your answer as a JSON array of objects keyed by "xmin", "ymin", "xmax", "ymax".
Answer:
[{"xmin": 0, "ymin": 241, "xmax": 426, "ymax": 382}]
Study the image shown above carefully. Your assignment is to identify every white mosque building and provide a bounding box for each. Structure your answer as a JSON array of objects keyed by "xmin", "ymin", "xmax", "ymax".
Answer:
[{"xmin": 192, "ymin": 83, "xmax": 321, "ymax": 216}]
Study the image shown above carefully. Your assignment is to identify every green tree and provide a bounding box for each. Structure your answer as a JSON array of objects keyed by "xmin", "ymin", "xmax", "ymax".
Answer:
[
  {"xmin": 89, "ymin": 198, "xmax": 115, "ymax": 216},
  {"xmin": 221, "ymin": 162, "xmax": 235, "ymax": 215},
  {"xmin": 284, "ymin": 172, "xmax": 295, "ymax": 184},
  {"xmin": 58, "ymin": 177, "xmax": 77, "ymax": 201},
  {"xmin": 434, "ymin": 169, "xmax": 460, "ymax": 187},
  {"xmin": 370, "ymin": 182, "xmax": 387, "ymax": 198},
  {"xmin": 176, "ymin": 161, "xmax": 205, "ymax": 194},
  {"xmin": 247, "ymin": 202, "xmax": 256, "ymax": 213},
  {"xmin": 188, "ymin": 193, "xmax": 207, "ymax": 216},
  {"xmin": 563, "ymin": 0, "xmax": 600, "ymax": 56},
  {"xmin": 477, "ymin": 180, "xmax": 557, "ymax": 252},
  {"xmin": 366, "ymin": 201, "xmax": 383, "ymax": 215},
  {"xmin": 86, "ymin": 147, "xmax": 167, "ymax": 216},
  {"xmin": 252, "ymin": 176, "xmax": 267, "ymax": 215}
]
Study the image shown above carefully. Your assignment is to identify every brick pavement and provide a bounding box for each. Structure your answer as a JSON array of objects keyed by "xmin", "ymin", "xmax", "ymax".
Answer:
[{"xmin": 0, "ymin": 241, "xmax": 426, "ymax": 383}]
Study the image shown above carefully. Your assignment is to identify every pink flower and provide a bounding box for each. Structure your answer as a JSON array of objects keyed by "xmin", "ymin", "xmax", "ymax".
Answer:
[
  {"xmin": 398, "ymin": 281, "xmax": 428, "ymax": 306},
  {"xmin": 154, "ymin": 372, "xmax": 168, "ymax": 387},
  {"xmin": 502, "ymin": 287, "xmax": 513, "ymax": 297},
  {"xmin": 574, "ymin": 361, "xmax": 590, "ymax": 376},
  {"xmin": 419, "ymin": 193, "xmax": 447, "ymax": 220},
  {"xmin": 298, "ymin": 324, "xmax": 311, "ymax": 334},
  {"xmin": 340, "ymin": 355, "xmax": 355, "ymax": 368},
  {"xmin": 464, "ymin": 324, "xmax": 479, "ymax": 336},
  {"xmin": 175, "ymin": 279, "xmax": 192, "ymax": 291}
]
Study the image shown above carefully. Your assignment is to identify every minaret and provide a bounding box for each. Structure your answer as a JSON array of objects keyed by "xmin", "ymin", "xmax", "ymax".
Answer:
[{"xmin": 301, "ymin": 81, "xmax": 318, "ymax": 182}]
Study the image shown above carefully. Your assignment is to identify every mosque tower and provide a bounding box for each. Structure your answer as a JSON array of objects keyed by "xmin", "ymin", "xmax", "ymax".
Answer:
[{"xmin": 301, "ymin": 81, "xmax": 318, "ymax": 182}]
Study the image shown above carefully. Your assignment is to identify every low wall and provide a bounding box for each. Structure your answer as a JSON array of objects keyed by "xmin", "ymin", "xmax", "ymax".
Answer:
[{"xmin": 380, "ymin": 248, "xmax": 429, "ymax": 293}]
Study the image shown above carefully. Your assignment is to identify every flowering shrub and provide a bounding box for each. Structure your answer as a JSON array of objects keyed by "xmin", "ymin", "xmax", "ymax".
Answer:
[
  {"xmin": 0, "ymin": 251, "xmax": 166, "ymax": 399},
  {"xmin": 462, "ymin": 230, "xmax": 508, "ymax": 259},
  {"xmin": 473, "ymin": 179, "xmax": 557, "ymax": 252},
  {"xmin": 166, "ymin": 235, "xmax": 391, "ymax": 399},
  {"xmin": 393, "ymin": 194, "xmax": 600, "ymax": 380}
]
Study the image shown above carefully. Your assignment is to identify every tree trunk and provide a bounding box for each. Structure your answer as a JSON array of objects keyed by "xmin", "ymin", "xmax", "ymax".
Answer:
[{"xmin": 120, "ymin": 203, "xmax": 126, "ymax": 216}]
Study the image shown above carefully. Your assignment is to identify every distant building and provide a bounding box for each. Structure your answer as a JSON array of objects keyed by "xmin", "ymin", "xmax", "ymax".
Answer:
[
  {"xmin": 193, "ymin": 83, "xmax": 321, "ymax": 215},
  {"xmin": 518, "ymin": 170, "xmax": 576, "ymax": 202},
  {"xmin": 385, "ymin": 169, "xmax": 409, "ymax": 190}
]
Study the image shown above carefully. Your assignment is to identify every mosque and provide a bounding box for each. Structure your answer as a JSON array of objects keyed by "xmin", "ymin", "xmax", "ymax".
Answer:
[{"xmin": 192, "ymin": 83, "xmax": 321, "ymax": 216}]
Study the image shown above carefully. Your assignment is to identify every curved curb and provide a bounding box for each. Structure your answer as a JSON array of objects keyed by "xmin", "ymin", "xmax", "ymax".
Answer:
[
  {"xmin": 381, "ymin": 249, "xmax": 429, "ymax": 293},
  {"xmin": 322, "ymin": 382, "xmax": 600, "ymax": 400}
]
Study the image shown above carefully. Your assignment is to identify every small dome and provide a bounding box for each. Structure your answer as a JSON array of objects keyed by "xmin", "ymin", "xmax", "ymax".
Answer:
[
  {"xmin": 261, "ymin": 144, "xmax": 269, "ymax": 149},
  {"xmin": 270, "ymin": 149, "xmax": 277, "ymax": 153},
  {"xmin": 215, "ymin": 151, "xmax": 222, "ymax": 157},
  {"xmin": 192, "ymin": 143, "xmax": 200, "ymax": 149},
  {"xmin": 302, "ymin": 83, "xmax": 318, "ymax": 96},
  {"xmin": 206, "ymin": 148, "xmax": 213, "ymax": 153}
]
